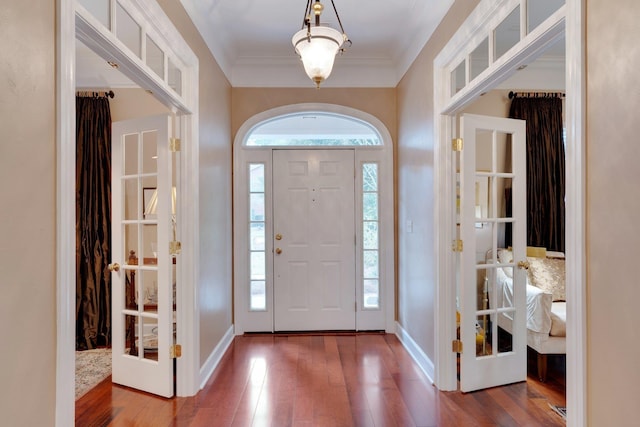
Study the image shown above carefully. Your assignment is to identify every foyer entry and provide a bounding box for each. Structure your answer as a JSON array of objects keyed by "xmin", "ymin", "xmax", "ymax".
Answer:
[
  {"xmin": 233, "ymin": 105, "xmax": 395, "ymax": 334},
  {"xmin": 273, "ymin": 150, "xmax": 356, "ymax": 331}
]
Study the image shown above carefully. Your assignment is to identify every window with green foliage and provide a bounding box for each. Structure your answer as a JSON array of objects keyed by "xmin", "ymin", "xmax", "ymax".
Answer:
[
  {"xmin": 249, "ymin": 163, "xmax": 266, "ymax": 311},
  {"xmin": 362, "ymin": 163, "xmax": 380, "ymax": 309}
]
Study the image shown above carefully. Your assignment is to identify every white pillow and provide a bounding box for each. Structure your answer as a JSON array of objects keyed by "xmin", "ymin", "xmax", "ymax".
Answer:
[
  {"xmin": 549, "ymin": 302, "xmax": 567, "ymax": 337},
  {"xmin": 497, "ymin": 249, "xmax": 514, "ymax": 278}
]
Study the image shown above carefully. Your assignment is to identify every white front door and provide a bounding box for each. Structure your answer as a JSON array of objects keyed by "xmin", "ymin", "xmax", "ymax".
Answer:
[
  {"xmin": 273, "ymin": 149, "xmax": 356, "ymax": 331},
  {"xmin": 111, "ymin": 115, "xmax": 175, "ymax": 397},
  {"xmin": 458, "ymin": 114, "xmax": 527, "ymax": 392}
]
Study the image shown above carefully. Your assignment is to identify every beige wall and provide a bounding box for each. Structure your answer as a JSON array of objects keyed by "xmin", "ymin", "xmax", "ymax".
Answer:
[
  {"xmin": 0, "ymin": 1, "xmax": 56, "ymax": 426},
  {"xmin": 587, "ymin": 0, "xmax": 640, "ymax": 423},
  {"xmin": 157, "ymin": 0, "xmax": 233, "ymax": 368},
  {"xmin": 231, "ymin": 88, "xmax": 397, "ymax": 143},
  {"xmin": 395, "ymin": 0, "xmax": 480, "ymax": 364},
  {"xmin": 110, "ymin": 88, "xmax": 170, "ymax": 121}
]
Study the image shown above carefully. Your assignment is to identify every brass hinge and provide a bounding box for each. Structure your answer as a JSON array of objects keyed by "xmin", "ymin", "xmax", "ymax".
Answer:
[
  {"xmin": 170, "ymin": 344, "xmax": 182, "ymax": 359},
  {"xmin": 452, "ymin": 239, "xmax": 463, "ymax": 252},
  {"xmin": 452, "ymin": 339, "xmax": 463, "ymax": 353},
  {"xmin": 170, "ymin": 240, "xmax": 182, "ymax": 255},
  {"xmin": 170, "ymin": 138, "xmax": 181, "ymax": 152},
  {"xmin": 452, "ymin": 138, "xmax": 463, "ymax": 152}
]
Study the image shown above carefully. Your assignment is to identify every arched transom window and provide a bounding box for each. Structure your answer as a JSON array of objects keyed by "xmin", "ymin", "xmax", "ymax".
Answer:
[{"xmin": 246, "ymin": 112, "xmax": 382, "ymax": 146}]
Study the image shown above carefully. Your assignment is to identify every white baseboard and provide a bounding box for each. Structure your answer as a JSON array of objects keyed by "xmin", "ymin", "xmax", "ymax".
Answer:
[
  {"xmin": 199, "ymin": 325, "xmax": 235, "ymax": 389},
  {"xmin": 395, "ymin": 321, "xmax": 436, "ymax": 384}
]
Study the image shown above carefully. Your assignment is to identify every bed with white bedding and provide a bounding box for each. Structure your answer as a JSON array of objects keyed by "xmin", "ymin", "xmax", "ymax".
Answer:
[{"xmin": 494, "ymin": 248, "xmax": 566, "ymax": 381}]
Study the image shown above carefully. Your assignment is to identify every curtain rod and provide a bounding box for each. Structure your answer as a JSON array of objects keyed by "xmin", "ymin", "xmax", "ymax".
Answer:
[
  {"xmin": 508, "ymin": 91, "xmax": 564, "ymax": 99},
  {"xmin": 76, "ymin": 90, "xmax": 115, "ymax": 99}
]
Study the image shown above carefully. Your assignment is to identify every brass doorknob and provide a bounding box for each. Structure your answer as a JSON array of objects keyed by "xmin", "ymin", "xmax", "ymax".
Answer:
[
  {"xmin": 275, "ymin": 234, "xmax": 283, "ymax": 241},
  {"xmin": 108, "ymin": 262, "xmax": 121, "ymax": 272},
  {"xmin": 517, "ymin": 260, "xmax": 530, "ymax": 270},
  {"xmin": 275, "ymin": 248, "xmax": 282, "ymax": 255}
]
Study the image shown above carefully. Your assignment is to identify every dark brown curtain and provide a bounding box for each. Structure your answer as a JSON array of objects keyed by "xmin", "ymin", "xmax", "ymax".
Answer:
[
  {"xmin": 76, "ymin": 95, "xmax": 112, "ymax": 350},
  {"xmin": 509, "ymin": 95, "xmax": 565, "ymax": 252}
]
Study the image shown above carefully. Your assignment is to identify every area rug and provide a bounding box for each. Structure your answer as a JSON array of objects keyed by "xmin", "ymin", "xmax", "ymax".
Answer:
[{"xmin": 76, "ymin": 348, "xmax": 111, "ymax": 400}]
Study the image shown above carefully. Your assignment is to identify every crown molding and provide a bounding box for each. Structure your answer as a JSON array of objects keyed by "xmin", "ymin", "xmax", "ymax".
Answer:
[
  {"xmin": 180, "ymin": 0, "xmax": 455, "ymax": 88},
  {"xmin": 231, "ymin": 56, "xmax": 398, "ymax": 88}
]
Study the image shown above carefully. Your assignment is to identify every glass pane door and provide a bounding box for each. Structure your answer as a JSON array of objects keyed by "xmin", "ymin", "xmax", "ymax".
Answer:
[{"xmin": 111, "ymin": 114, "xmax": 174, "ymax": 397}]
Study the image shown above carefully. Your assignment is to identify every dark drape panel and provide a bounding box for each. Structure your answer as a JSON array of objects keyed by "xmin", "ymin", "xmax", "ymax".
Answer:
[
  {"xmin": 509, "ymin": 96, "xmax": 565, "ymax": 252},
  {"xmin": 76, "ymin": 95, "xmax": 112, "ymax": 350}
]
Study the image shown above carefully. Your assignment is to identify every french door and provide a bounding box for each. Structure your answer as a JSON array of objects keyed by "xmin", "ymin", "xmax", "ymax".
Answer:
[
  {"xmin": 458, "ymin": 114, "xmax": 527, "ymax": 392},
  {"xmin": 272, "ymin": 149, "xmax": 356, "ymax": 331},
  {"xmin": 110, "ymin": 114, "xmax": 175, "ymax": 397}
]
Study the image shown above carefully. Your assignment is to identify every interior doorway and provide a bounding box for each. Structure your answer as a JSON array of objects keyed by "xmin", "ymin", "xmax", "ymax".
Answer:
[
  {"xmin": 433, "ymin": 0, "xmax": 584, "ymax": 423},
  {"xmin": 57, "ymin": 0, "xmax": 201, "ymax": 422},
  {"xmin": 74, "ymin": 36, "xmax": 174, "ymax": 399}
]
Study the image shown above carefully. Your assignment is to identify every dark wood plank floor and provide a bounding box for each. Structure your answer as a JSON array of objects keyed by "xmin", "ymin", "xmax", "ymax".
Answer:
[{"xmin": 76, "ymin": 333, "xmax": 566, "ymax": 426}]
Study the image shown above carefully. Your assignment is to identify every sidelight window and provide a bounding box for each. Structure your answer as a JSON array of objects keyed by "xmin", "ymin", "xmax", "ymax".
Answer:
[
  {"xmin": 249, "ymin": 163, "xmax": 266, "ymax": 311},
  {"xmin": 362, "ymin": 163, "xmax": 380, "ymax": 309}
]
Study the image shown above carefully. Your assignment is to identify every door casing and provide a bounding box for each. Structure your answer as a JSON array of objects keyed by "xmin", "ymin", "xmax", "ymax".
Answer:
[
  {"xmin": 432, "ymin": 0, "xmax": 586, "ymax": 425},
  {"xmin": 56, "ymin": 0, "xmax": 200, "ymax": 424},
  {"xmin": 233, "ymin": 103, "xmax": 395, "ymax": 335}
]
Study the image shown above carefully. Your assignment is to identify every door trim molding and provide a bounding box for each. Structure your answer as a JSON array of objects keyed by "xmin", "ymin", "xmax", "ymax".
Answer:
[
  {"xmin": 55, "ymin": 1, "xmax": 76, "ymax": 425},
  {"xmin": 564, "ymin": 1, "xmax": 587, "ymax": 425},
  {"xmin": 233, "ymin": 103, "xmax": 395, "ymax": 334},
  {"xmin": 56, "ymin": 0, "xmax": 200, "ymax": 424}
]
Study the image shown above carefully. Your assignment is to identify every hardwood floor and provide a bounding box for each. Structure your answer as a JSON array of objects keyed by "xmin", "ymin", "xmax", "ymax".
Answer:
[{"xmin": 75, "ymin": 334, "xmax": 566, "ymax": 426}]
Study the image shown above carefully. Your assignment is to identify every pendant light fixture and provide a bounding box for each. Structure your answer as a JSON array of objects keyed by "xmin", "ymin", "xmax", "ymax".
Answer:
[{"xmin": 292, "ymin": 0, "xmax": 351, "ymax": 88}]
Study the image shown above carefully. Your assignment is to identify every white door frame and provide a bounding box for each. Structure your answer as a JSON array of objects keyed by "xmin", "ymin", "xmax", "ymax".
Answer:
[
  {"xmin": 233, "ymin": 103, "xmax": 395, "ymax": 334},
  {"xmin": 432, "ymin": 0, "xmax": 586, "ymax": 426},
  {"xmin": 56, "ymin": 0, "xmax": 200, "ymax": 424}
]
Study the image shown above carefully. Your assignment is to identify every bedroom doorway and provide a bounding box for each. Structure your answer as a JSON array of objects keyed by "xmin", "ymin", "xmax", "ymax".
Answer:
[
  {"xmin": 74, "ymin": 39, "xmax": 174, "ymax": 400},
  {"xmin": 433, "ymin": 0, "xmax": 583, "ymax": 423},
  {"xmin": 58, "ymin": 0, "xmax": 200, "ymax": 422}
]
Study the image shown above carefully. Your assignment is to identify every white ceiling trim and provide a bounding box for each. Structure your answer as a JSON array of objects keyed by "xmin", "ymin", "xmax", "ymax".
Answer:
[{"xmin": 231, "ymin": 56, "xmax": 398, "ymax": 88}]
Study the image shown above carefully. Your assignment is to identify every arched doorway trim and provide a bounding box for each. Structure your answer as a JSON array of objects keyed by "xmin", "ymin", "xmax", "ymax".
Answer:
[{"xmin": 233, "ymin": 103, "xmax": 395, "ymax": 334}]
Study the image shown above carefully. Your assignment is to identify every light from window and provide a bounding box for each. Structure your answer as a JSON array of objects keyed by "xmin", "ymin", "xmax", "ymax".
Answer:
[
  {"xmin": 246, "ymin": 113, "xmax": 381, "ymax": 146},
  {"xmin": 249, "ymin": 164, "xmax": 266, "ymax": 311},
  {"xmin": 362, "ymin": 163, "xmax": 380, "ymax": 309}
]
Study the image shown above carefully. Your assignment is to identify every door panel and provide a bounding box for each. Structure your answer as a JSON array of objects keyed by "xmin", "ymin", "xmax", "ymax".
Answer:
[
  {"xmin": 111, "ymin": 115, "xmax": 174, "ymax": 397},
  {"xmin": 459, "ymin": 114, "xmax": 526, "ymax": 392},
  {"xmin": 273, "ymin": 150, "xmax": 356, "ymax": 331}
]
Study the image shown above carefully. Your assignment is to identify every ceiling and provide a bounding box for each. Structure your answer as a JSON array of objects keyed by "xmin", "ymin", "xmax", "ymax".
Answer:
[
  {"xmin": 76, "ymin": 0, "xmax": 565, "ymax": 90},
  {"xmin": 179, "ymin": 0, "xmax": 455, "ymax": 87},
  {"xmin": 76, "ymin": 0, "xmax": 455, "ymax": 89}
]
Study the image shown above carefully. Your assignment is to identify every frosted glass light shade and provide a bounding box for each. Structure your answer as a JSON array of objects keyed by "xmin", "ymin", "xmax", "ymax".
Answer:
[{"xmin": 292, "ymin": 26, "xmax": 344, "ymax": 87}]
